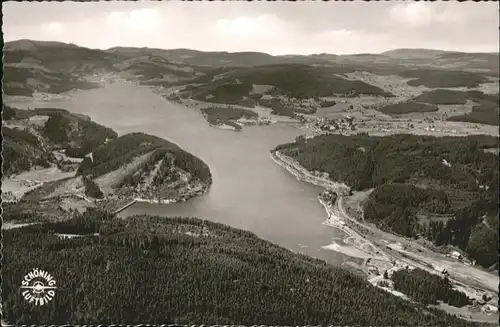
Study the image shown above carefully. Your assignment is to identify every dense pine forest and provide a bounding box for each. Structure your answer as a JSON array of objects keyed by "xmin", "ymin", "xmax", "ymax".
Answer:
[
  {"xmin": 446, "ymin": 93, "xmax": 499, "ymax": 126},
  {"xmin": 274, "ymin": 133, "xmax": 499, "ymax": 269},
  {"xmin": 376, "ymin": 101, "xmax": 438, "ymax": 115},
  {"xmin": 390, "ymin": 268, "xmax": 471, "ymax": 307},
  {"xmin": 1, "ymin": 210, "xmax": 484, "ymax": 326},
  {"xmin": 409, "ymin": 90, "xmax": 500, "ymax": 126},
  {"xmin": 3, "ymin": 126, "xmax": 52, "ymax": 175},
  {"xmin": 399, "ymin": 69, "xmax": 489, "ymax": 88},
  {"xmin": 3, "ymin": 64, "xmax": 100, "ymax": 96},
  {"xmin": 224, "ymin": 64, "xmax": 395, "ymax": 99},
  {"xmin": 201, "ymin": 106, "xmax": 258, "ymax": 130},
  {"xmin": 2, "ymin": 106, "xmax": 117, "ymax": 175},
  {"xmin": 77, "ymin": 132, "xmax": 211, "ymax": 185}
]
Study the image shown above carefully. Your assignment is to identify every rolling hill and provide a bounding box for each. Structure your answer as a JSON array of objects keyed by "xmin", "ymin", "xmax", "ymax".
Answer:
[
  {"xmin": 4, "ymin": 39, "xmax": 121, "ymax": 73},
  {"xmin": 2, "ymin": 106, "xmax": 117, "ymax": 176},
  {"xmin": 73, "ymin": 132, "xmax": 211, "ymax": 211},
  {"xmin": 4, "ymin": 40, "xmax": 497, "ymax": 99},
  {"xmin": 3, "ymin": 40, "xmax": 121, "ymax": 95},
  {"xmin": 4, "ymin": 130, "xmax": 212, "ymax": 221},
  {"xmin": 399, "ymin": 69, "xmax": 490, "ymax": 88},
  {"xmin": 381, "ymin": 48, "xmax": 499, "ymax": 75},
  {"xmin": 174, "ymin": 64, "xmax": 394, "ymax": 116},
  {"xmin": 381, "ymin": 48, "xmax": 454, "ymax": 59},
  {"xmin": 3, "ymin": 65, "xmax": 101, "ymax": 96}
]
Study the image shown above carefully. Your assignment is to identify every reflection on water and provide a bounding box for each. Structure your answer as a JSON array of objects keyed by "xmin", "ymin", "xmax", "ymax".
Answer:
[{"xmin": 8, "ymin": 82, "xmax": 357, "ymax": 266}]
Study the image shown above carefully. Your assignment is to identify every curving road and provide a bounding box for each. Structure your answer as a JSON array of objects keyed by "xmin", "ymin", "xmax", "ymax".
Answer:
[{"xmin": 335, "ymin": 196, "xmax": 498, "ymax": 294}]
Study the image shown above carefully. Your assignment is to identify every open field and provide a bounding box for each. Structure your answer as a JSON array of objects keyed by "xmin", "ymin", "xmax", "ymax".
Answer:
[
  {"xmin": 308, "ymin": 73, "xmax": 498, "ymax": 137},
  {"xmin": 313, "ymin": 100, "xmax": 497, "ymax": 138},
  {"xmin": 2, "ymin": 166, "xmax": 76, "ymax": 201}
]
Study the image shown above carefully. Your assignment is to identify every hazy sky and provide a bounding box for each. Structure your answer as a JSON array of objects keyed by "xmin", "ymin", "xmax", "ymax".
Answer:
[{"xmin": 3, "ymin": 1, "xmax": 499, "ymax": 55}]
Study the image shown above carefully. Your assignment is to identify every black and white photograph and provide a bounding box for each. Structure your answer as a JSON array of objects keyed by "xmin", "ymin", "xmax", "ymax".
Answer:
[{"xmin": 1, "ymin": 1, "xmax": 499, "ymax": 325}]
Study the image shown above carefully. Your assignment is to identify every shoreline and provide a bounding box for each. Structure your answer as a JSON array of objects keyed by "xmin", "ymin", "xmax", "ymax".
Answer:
[
  {"xmin": 110, "ymin": 179, "xmax": 212, "ymax": 215},
  {"xmin": 112, "ymin": 187, "xmax": 211, "ymax": 215},
  {"xmin": 270, "ymin": 150, "xmax": 383, "ymax": 259},
  {"xmin": 270, "ymin": 149, "xmax": 499, "ymax": 321},
  {"xmin": 269, "ymin": 150, "xmax": 350, "ymax": 194}
]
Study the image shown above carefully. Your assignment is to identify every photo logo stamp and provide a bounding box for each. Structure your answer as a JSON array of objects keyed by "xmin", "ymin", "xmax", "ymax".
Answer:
[{"xmin": 20, "ymin": 268, "xmax": 57, "ymax": 305}]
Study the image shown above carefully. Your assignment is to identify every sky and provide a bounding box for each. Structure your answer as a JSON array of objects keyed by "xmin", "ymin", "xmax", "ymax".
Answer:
[{"xmin": 3, "ymin": 1, "xmax": 499, "ymax": 55}]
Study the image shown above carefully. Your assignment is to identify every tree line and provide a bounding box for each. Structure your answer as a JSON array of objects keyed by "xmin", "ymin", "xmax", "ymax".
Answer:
[
  {"xmin": 391, "ymin": 268, "xmax": 471, "ymax": 307},
  {"xmin": 78, "ymin": 133, "xmax": 212, "ymax": 190}
]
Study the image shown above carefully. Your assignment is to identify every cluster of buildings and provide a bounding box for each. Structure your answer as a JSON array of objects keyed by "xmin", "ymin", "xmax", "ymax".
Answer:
[
  {"xmin": 319, "ymin": 190, "xmax": 338, "ymax": 206},
  {"xmin": 446, "ymin": 250, "xmax": 475, "ymax": 266},
  {"xmin": 240, "ymin": 117, "xmax": 272, "ymax": 126},
  {"xmin": 292, "ymin": 113, "xmax": 308, "ymax": 123},
  {"xmin": 20, "ymin": 179, "xmax": 40, "ymax": 188},
  {"xmin": 2, "ymin": 191, "xmax": 18, "ymax": 203},
  {"xmin": 312, "ymin": 115, "xmax": 356, "ymax": 133}
]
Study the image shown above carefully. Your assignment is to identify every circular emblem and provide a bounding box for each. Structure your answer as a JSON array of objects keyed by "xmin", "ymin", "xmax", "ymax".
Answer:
[{"xmin": 20, "ymin": 268, "xmax": 57, "ymax": 305}]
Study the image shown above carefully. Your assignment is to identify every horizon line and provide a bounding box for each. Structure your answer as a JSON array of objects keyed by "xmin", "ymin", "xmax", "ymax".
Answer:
[{"xmin": 4, "ymin": 38, "xmax": 500, "ymax": 57}]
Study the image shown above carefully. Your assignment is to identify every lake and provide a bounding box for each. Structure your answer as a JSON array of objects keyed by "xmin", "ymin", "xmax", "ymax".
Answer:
[{"xmin": 7, "ymin": 82, "xmax": 358, "ymax": 266}]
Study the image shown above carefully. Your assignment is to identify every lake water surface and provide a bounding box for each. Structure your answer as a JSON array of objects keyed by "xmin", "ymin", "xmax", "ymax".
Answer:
[{"xmin": 8, "ymin": 82, "xmax": 354, "ymax": 266}]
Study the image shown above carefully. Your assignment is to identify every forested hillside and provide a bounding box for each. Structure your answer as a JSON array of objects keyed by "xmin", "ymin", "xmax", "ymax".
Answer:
[
  {"xmin": 2, "ymin": 210, "xmax": 481, "ymax": 326},
  {"xmin": 410, "ymin": 90, "xmax": 500, "ymax": 126},
  {"xmin": 174, "ymin": 64, "xmax": 393, "ymax": 110},
  {"xmin": 3, "ymin": 126, "xmax": 52, "ymax": 175},
  {"xmin": 446, "ymin": 93, "xmax": 499, "ymax": 126},
  {"xmin": 274, "ymin": 134, "xmax": 499, "ymax": 268},
  {"xmin": 376, "ymin": 101, "xmax": 438, "ymax": 115},
  {"xmin": 75, "ymin": 132, "xmax": 211, "ymax": 206},
  {"xmin": 221, "ymin": 64, "xmax": 394, "ymax": 99},
  {"xmin": 77, "ymin": 133, "xmax": 211, "ymax": 184},
  {"xmin": 201, "ymin": 106, "xmax": 258, "ymax": 130},
  {"xmin": 399, "ymin": 69, "xmax": 489, "ymax": 88},
  {"xmin": 2, "ymin": 106, "xmax": 117, "ymax": 176},
  {"xmin": 3, "ymin": 65, "xmax": 101, "ymax": 96},
  {"xmin": 391, "ymin": 268, "xmax": 471, "ymax": 307}
]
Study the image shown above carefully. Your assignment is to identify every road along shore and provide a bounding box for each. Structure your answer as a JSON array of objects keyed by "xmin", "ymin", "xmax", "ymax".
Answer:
[{"xmin": 270, "ymin": 149, "xmax": 499, "ymax": 316}]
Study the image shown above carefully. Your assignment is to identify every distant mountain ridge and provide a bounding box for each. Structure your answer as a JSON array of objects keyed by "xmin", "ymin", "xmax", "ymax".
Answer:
[
  {"xmin": 6, "ymin": 39, "xmax": 497, "ymax": 59},
  {"xmin": 3, "ymin": 39, "xmax": 498, "ymax": 97},
  {"xmin": 3, "ymin": 39, "xmax": 80, "ymax": 51},
  {"xmin": 381, "ymin": 48, "xmax": 455, "ymax": 59}
]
